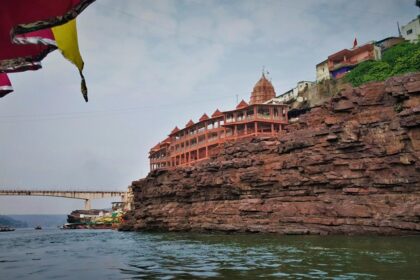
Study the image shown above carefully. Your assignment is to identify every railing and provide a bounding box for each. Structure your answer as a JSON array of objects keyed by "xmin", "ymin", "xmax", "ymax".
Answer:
[
  {"xmin": 257, "ymin": 114, "xmax": 271, "ymax": 120},
  {"xmin": 172, "ymin": 127, "xmax": 223, "ymax": 144}
]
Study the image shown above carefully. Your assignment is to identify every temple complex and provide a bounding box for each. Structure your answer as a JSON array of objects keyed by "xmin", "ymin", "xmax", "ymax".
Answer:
[{"xmin": 149, "ymin": 74, "xmax": 289, "ymax": 171}]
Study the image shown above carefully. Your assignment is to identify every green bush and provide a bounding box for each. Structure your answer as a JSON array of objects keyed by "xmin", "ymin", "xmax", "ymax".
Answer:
[{"xmin": 344, "ymin": 42, "xmax": 420, "ymax": 87}]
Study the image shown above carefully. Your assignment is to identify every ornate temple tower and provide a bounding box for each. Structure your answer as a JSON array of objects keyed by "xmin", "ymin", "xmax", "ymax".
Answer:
[
  {"xmin": 249, "ymin": 73, "xmax": 276, "ymax": 105},
  {"xmin": 149, "ymin": 71, "xmax": 288, "ymax": 171}
]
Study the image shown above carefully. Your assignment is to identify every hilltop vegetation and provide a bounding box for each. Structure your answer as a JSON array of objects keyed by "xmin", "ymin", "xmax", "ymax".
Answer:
[
  {"xmin": 345, "ymin": 42, "xmax": 420, "ymax": 86},
  {"xmin": 7, "ymin": 215, "xmax": 67, "ymax": 228},
  {"xmin": 0, "ymin": 215, "xmax": 28, "ymax": 228}
]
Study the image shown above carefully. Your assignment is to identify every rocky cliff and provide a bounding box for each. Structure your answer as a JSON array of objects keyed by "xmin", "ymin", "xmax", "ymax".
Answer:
[{"xmin": 122, "ymin": 73, "xmax": 420, "ymax": 235}]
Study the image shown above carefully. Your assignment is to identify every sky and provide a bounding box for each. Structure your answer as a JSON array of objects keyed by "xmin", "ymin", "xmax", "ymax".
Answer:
[{"xmin": 0, "ymin": 0, "xmax": 418, "ymax": 214}]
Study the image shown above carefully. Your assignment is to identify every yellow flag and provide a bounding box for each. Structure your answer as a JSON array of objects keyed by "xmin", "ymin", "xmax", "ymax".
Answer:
[{"xmin": 52, "ymin": 19, "xmax": 88, "ymax": 102}]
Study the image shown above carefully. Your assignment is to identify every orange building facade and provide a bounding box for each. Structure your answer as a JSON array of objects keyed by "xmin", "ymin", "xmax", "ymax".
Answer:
[
  {"xmin": 149, "ymin": 74, "xmax": 289, "ymax": 171},
  {"xmin": 327, "ymin": 43, "xmax": 381, "ymax": 79}
]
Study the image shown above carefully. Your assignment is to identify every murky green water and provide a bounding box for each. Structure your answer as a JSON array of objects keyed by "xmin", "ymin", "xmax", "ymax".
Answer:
[{"xmin": 0, "ymin": 229, "xmax": 419, "ymax": 279}]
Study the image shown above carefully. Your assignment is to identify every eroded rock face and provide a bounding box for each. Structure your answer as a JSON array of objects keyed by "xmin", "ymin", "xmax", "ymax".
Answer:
[{"xmin": 121, "ymin": 73, "xmax": 420, "ymax": 235}]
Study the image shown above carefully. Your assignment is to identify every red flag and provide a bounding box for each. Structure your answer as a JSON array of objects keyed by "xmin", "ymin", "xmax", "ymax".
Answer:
[
  {"xmin": 0, "ymin": 0, "xmax": 94, "ymax": 72},
  {"xmin": 353, "ymin": 38, "xmax": 358, "ymax": 48},
  {"xmin": 0, "ymin": 0, "xmax": 95, "ymax": 101},
  {"xmin": 0, "ymin": 73, "xmax": 13, "ymax": 98}
]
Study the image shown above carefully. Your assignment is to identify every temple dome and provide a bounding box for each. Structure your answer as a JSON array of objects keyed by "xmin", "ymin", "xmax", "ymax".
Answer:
[{"xmin": 249, "ymin": 73, "xmax": 276, "ymax": 105}]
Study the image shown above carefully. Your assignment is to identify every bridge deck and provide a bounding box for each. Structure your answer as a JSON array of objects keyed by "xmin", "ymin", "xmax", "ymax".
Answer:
[{"xmin": 0, "ymin": 189, "xmax": 128, "ymax": 210}]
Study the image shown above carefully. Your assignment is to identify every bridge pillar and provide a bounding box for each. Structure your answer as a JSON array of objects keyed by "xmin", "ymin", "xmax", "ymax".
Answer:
[{"xmin": 84, "ymin": 199, "xmax": 92, "ymax": 210}]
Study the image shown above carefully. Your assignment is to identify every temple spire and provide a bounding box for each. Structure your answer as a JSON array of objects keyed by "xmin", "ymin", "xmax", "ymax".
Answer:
[{"xmin": 249, "ymin": 72, "xmax": 276, "ymax": 105}]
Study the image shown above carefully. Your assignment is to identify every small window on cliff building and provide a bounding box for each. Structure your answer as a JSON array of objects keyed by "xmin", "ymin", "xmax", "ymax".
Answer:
[{"xmin": 407, "ymin": 29, "xmax": 413, "ymax": 35}]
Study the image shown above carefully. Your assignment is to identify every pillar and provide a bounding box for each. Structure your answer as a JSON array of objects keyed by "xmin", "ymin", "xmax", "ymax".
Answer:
[{"xmin": 84, "ymin": 199, "xmax": 92, "ymax": 210}]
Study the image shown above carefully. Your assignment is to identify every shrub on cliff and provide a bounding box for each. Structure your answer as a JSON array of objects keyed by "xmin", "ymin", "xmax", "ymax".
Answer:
[{"xmin": 345, "ymin": 42, "xmax": 420, "ymax": 86}]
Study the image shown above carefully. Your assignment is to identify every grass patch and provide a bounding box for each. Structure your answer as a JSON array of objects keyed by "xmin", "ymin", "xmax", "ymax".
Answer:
[{"xmin": 344, "ymin": 41, "xmax": 420, "ymax": 86}]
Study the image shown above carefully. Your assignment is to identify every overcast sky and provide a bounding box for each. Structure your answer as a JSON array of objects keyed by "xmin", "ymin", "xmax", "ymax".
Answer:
[{"xmin": 0, "ymin": 0, "xmax": 417, "ymax": 214}]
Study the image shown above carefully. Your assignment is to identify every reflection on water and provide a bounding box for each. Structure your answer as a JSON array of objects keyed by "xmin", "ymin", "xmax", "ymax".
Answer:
[{"xmin": 0, "ymin": 229, "xmax": 419, "ymax": 279}]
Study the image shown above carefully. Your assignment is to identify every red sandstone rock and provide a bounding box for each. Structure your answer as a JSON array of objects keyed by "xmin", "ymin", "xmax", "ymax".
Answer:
[
  {"xmin": 334, "ymin": 99, "xmax": 354, "ymax": 111},
  {"xmin": 120, "ymin": 73, "xmax": 420, "ymax": 235}
]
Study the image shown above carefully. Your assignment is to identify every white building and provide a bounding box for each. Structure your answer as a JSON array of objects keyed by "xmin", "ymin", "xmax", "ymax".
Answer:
[
  {"xmin": 273, "ymin": 88, "xmax": 296, "ymax": 103},
  {"xmin": 265, "ymin": 81, "xmax": 315, "ymax": 104},
  {"xmin": 401, "ymin": 17, "xmax": 420, "ymax": 42},
  {"xmin": 316, "ymin": 60, "xmax": 330, "ymax": 82},
  {"xmin": 296, "ymin": 81, "xmax": 315, "ymax": 92}
]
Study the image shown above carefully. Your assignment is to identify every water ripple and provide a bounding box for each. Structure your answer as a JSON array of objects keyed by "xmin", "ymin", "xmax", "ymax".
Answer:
[{"xmin": 0, "ymin": 229, "xmax": 419, "ymax": 279}]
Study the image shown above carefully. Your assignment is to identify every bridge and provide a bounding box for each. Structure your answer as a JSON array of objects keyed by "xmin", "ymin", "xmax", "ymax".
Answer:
[{"xmin": 0, "ymin": 189, "xmax": 128, "ymax": 210}]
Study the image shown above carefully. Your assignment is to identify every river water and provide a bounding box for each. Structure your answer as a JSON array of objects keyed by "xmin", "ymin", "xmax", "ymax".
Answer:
[{"xmin": 0, "ymin": 229, "xmax": 419, "ymax": 279}]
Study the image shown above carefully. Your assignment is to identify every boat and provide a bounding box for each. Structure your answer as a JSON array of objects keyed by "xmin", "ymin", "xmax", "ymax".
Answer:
[
  {"xmin": 34, "ymin": 225, "xmax": 42, "ymax": 230},
  {"xmin": 0, "ymin": 226, "xmax": 15, "ymax": 232}
]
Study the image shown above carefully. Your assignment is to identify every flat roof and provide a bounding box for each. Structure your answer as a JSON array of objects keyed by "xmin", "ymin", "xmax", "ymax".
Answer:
[{"xmin": 328, "ymin": 43, "xmax": 373, "ymax": 61}]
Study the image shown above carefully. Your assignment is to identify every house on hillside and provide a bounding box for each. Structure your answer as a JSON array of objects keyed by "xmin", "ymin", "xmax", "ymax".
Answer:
[
  {"xmin": 316, "ymin": 60, "xmax": 330, "ymax": 82},
  {"xmin": 266, "ymin": 81, "xmax": 315, "ymax": 104},
  {"xmin": 374, "ymin": 37, "xmax": 406, "ymax": 52},
  {"xmin": 327, "ymin": 42, "xmax": 381, "ymax": 79},
  {"xmin": 401, "ymin": 16, "xmax": 420, "ymax": 42},
  {"xmin": 316, "ymin": 37, "xmax": 404, "ymax": 82}
]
